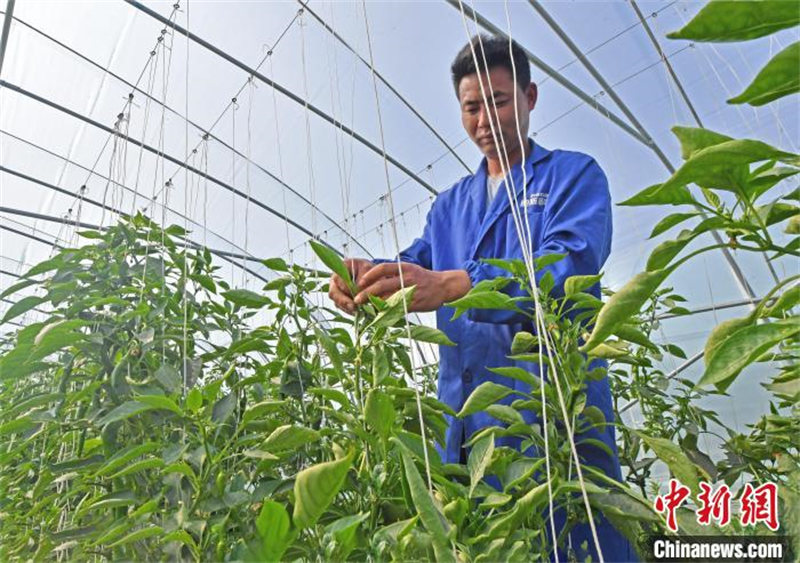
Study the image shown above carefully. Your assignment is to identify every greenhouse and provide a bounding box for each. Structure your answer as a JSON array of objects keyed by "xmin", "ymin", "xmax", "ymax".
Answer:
[{"xmin": 0, "ymin": 0, "xmax": 797, "ymax": 561}]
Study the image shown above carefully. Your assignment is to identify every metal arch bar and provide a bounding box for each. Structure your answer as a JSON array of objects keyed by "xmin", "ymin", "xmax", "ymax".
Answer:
[
  {"xmin": 0, "ymin": 205, "xmax": 263, "ymax": 264},
  {"xmin": 0, "ymin": 80, "xmax": 347, "ymax": 257},
  {"xmin": 1, "ymin": 223, "xmax": 64, "ymax": 249},
  {"xmin": 453, "ymin": 1, "xmax": 757, "ymax": 302},
  {"xmin": 0, "ymin": 129, "xmax": 362, "ymax": 263},
  {"xmin": 297, "ymin": 0, "xmax": 472, "ymax": 175},
  {"xmin": 0, "ymin": 267, "xmax": 23, "ymax": 278},
  {"xmin": 656, "ymin": 296, "xmax": 771, "ymax": 321},
  {"xmin": 628, "ymin": 0, "xmax": 703, "ymax": 127},
  {"xmin": 618, "ymin": 349, "xmax": 703, "ymax": 415},
  {"xmin": 0, "ymin": 167, "xmax": 274, "ymax": 284},
  {"xmin": 442, "ymin": 0, "xmax": 651, "ymax": 147},
  {"xmin": 0, "ymin": 0, "xmax": 15, "ymax": 78},
  {"xmin": 124, "ymin": 0, "xmax": 438, "ymax": 197},
  {"xmin": 527, "ymin": 2, "xmax": 756, "ymax": 302},
  {"xmin": 2, "ymin": 296, "xmax": 49, "ymax": 316},
  {"xmin": 628, "ymin": 0, "xmax": 780, "ymax": 289},
  {"xmin": 528, "ymin": 1, "xmax": 675, "ymax": 172},
  {"xmin": 2, "ymin": 12, "xmax": 374, "ymax": 259}
]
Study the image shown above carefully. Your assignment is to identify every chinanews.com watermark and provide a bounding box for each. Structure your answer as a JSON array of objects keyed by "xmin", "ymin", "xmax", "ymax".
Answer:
[
  {"xmin": 645, "ymin": 535, "xmax": 790, "ymax": 562},
  {"xmin": 643, "ymin": 478, "xmax": 794, "ymax": 562}
]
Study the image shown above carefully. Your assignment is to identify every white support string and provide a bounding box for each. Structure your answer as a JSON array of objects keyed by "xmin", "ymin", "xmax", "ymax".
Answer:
[
  {"xmin": 457, "ymin": 2, "xmax": 604, "ymax": 558},
  {"xmin": 243, "ymin": 77, "xmax": 254, "ymax": 286},
  {"xmin": 502, "ymin": 2, "xmax": 559, "ymax": 553},
  {"xmin": 268, "ymin": 55, "xmax": 292, "ymax": 257},
  {"xmin": 182, "ymin": 0, "xmax": 191, "ymax": 396},
  {"xmin": 231, "ymin": 96, "xmax": 238, "ymax": 288},
  {"xmin": 360, "ymin": 0, "xmax": 434, "ymax": 493}
]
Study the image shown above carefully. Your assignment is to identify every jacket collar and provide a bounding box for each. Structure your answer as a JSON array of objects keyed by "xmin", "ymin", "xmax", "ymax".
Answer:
[{"xmin": 469, "ymin": 140, "xmax": 552, "ymax": 257}]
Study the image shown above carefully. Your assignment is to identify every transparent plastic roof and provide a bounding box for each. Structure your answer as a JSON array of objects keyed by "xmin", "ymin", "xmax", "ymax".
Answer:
[{"xmin": 1, "ymin": 1, "xmax": 798, "ymax": 430}]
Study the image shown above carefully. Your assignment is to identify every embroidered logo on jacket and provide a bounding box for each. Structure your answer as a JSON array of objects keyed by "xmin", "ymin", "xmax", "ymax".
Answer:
[{"xmin": 521, "ymin": 193, "xmax": 548, "ymax": 208}]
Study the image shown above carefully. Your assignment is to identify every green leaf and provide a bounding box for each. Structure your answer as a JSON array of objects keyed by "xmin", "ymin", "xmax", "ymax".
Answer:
[
  {"xmin": 764, "ymin": 284, "xmax": 799, "ymax": 318},
  {"xmin": 663, "ymin": 343, "xmax": 687, "ymax": 359},
  {"xmin": 372, "ymin": 348, "xmax": 390, "ymax": 386},
  {"xmin": 468, "ymin": 433, "xmax": 495, "ymax": 497},
  {"xmin": 222, "ymin": 289, "xmax": 271, "ymax": 308},
  {"xmin": 637, "ymin": 433, "xmax": 701, "ymax": 496},
  {"xmin": 96, "ymin": 442, "xmax": 160, "ymax": 477},
  {"xmin": 325, "ymin": 513, "xmax": 369, "ymax": 559},
  {"xmin": 365, "ymin": 389, "xmax": 395, "ymax": 443},
  {"xmin": 243, "ymin": 450, "xmax": 279, "ymax": 461},
  {"xmin": 186, "ymin": 388, "xmax": 202, "ymax": 413},
  {"xmin": 256, "ymin": 501, "xmax": 292, "ymax": 562},
  {"xmin": 484, "ymin": 482, "xmax": 550, "ymax": 538},
  {"xmin": 649, "ymin": 212, "xmax": 699, "ymax": 239},
  {"xmin": 106, "ymin": 526, "xmax": 163, "ymax": 549},
  {"xmin": 107, "ymin": 457, "xmax": 164, "ymax": 480},
  {"xmin": 613, "ymin": 324, "xmax": 658, "ymax": 352},
  {"xmin": 458, "ymin": 382, "xmax": 515, "ymax": 417},
  {"xmin": 309, "ymin": 240, "xmax": 353, "ymax": 292},
  {"xmin": 624, "ymin": 134, "xmax": 800, "ymax": 206},
  {"xmin": 262, "ymin": 257, "xmax": 289, "ymax": 272},
  {"xmin": 397, "ymin": 446, "xmax": 454, "ymax": 562},
  {"xmin": 485, "ymin": 404, "xmax": 525, "ymax": 425},
  {"xmin": 510, "ymin": 331, "xmax": 537, "ymax": 355},
  {"xmin": 293, "ymin": 451, "xmax": 353, "ymax": 529},
  {"xmin": 0, "ymin": 417, "xmax": 35, "ymax": 437},
  {"xmin": 193, "ymin": 274, "xmax": 216, "ymax": 293},
  {"xmin": 667, "ymin": 1, "xmax": 800, "ymax": 42},
  {"xmin": 154, "ymin": 365, "xmax": 181, "ymax": 394},
  {"xmin": 211, "ymin": 392, "xmax": 236, "ymax": 423},
  {"xmin": 535, "ymin": 253, "xmax": 567, "ymax": 269},
  {"xmin": 486, "ymin": 366, "xmax": 539, "ymax": 388},
  {"xmin": 407, "ymin": 324, "xmax": 455, "ymax": 346},
  {"xmin": 704, "ymin": 314, "xmax": 754, "ymax": 367},
  {"xmin": 673, "ymin": 126, "xmax": 733, "ymax": 159},
  {"xmin": 729, "ymin": 42, "xmax": 800, "ymax": 106},
  {"xmin": 448, "ymin": 289, "xmax": 521, "ymax": 320},
  {"xmin": 314, "ymin": 327, "xmax": 344, "ymax": 374},
  {"xmin": 619, "ymin": 182, "xmax": 695, "ymax": 207},
  {"xmin": 96, "ymin": 401, "xmax": 158, "ymax": 426},
  {"xmin": 136, "ymin": 394, "xmax": 182, "ymax": 416},
  {"xmin": 1, "ymin": 295, "xmax": 45, "ymax": 324},
  {"xmin": 786, "ymin": 215, "xmax": 800, "ymax": 234},
  {"xmin": 370, "ymin": 286, "xmax": 415, "ymax": 329},
  {"xmin": 699, "ymin": 318, "xmax": 800, "ymax": 390},
  {"xmin": 241, "ymin": 400, "xmax": 285, "ymax": 425},
  {"xmin": 582, "ymin": 268, "xmax": 672, "ymax": 351},
  {"xmin": 263, "ymin": 425, "xmax": 320, "ymax": 452},
  {"xmin": 564, "ymin": 274, "xmax": 602, "ymax": 297},
  {"xmin": 0, "ymin": 277, "xmax": 38, "ymax": 300},
  {"xmin": 646, "ymin": 230, "xmax": 695, "ymax": 271},
  {"xmin": 307, "ymin": 387, "xmax": 349, "ymax": 407},
  {"xmin": 748, "ymin": 165, "xmax": 800, "ymax": 202}
]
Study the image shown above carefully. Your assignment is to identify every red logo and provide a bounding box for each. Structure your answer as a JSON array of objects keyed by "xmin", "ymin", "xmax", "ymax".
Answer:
[
  {"xmin": 696, "ymin": 482, "xmax": 732, "ymax": 527},
  {"xmin": 740, "ymin": 482, "xmax": 779, "ymax": 531},
  {"xmin": 653, "ymin": 479, "xmax": 780, "ymax": 533},
  {"xmin": 654, "ymin": 478, "xmax": 691, "ymax": 532}
]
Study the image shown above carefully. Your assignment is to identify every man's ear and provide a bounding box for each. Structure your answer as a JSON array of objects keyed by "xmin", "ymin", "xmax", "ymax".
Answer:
[{"xmin": 527, "ymin": 83, "xmax": 538, "ymax": 111}]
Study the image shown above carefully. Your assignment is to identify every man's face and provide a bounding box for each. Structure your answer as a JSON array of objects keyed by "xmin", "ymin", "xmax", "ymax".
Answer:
[{"xmin": 458, "ymin": 66, "xmax": 537, "ymax": 161}]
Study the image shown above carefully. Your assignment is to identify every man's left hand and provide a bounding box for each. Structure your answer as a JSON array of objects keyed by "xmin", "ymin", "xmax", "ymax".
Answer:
[{"xmin": 354, "ymin": 262, "xmax": 471, "ymax": 313}]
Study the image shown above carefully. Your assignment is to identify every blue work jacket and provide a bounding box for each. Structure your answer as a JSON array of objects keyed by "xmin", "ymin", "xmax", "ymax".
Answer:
[{"xmin": 383, "ymin": 140, "xmax": 633, "ymax": 561}]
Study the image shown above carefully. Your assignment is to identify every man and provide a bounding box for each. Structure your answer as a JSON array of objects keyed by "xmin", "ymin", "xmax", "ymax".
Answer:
[{"xmin": 329, "ymin": 35, "xmax": 633, "ymax": 561}]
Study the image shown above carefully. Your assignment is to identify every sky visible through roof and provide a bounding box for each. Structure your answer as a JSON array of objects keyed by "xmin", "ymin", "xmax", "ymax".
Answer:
[{"xmin": 1, "ymin": 0, "xmax": 798, "ymax": 444}]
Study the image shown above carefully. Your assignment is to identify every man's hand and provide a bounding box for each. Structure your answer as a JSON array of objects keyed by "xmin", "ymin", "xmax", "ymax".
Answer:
[
  {"xmin": 328, "ymin": 258, "xmax": 374, "ymax": 315},
  {"xmin": 354, "ymin": 262, "xmax": 471, "ymax": 313}
]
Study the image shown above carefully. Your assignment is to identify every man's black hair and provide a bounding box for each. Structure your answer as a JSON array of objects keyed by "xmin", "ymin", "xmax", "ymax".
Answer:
[{"xmin": 451, "ymin": 34, "xmax": 531, "ymax": 95}]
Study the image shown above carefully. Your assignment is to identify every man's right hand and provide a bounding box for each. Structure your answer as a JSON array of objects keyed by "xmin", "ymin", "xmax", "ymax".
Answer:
[{"xmin": 328, "ymin": 258, "xmax": 374, "ymax": 315}]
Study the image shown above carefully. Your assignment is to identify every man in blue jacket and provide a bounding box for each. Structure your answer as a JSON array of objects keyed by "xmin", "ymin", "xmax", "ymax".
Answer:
[{"xmin": 329, "ymin": 35, "xmax": 632, "ymax": 561}]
